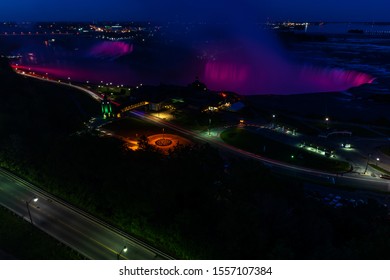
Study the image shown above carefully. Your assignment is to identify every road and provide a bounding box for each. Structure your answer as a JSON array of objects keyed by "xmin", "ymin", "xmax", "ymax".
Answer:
[
  {"xmin": 18, "ymin": 72, "xmax": 104, "ymax": 102},
  {"xmin": 0, "ymin": 72, "xmax": 174, "ymax": 260},
  {"xmin": 9, "ymin": 71, "xmax": 389, "ymax": 258},
  {"xmin": 0, "ymin": 168, "xmax": 173, "ymax": 260},
  {"xmin": 129, "ymin": 110, "xmax": 390, "ymax": 193}
]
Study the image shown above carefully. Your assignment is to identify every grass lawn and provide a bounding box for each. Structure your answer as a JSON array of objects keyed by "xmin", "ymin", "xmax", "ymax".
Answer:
[
  {"xmin": 102, "ymin": 116, "xmax": 172, "ymax": 138},
  {"xmin": 312, "ymin": 122, "xmax": 382, "ymax": 138},
  {"xmin": 329, "ymin": 124, "xmax": 381, "ymax": 138},
  {"xmin": 221, "ymin": 127, "xmax": 350, "ymax": 173},
  {"xmin": 0, "ymin": 207, "xmax": 83, "ymax": 259},
  {"xmin": 274, "ymin": 117, "xmax": 319, "ymax": 136},
  {"xmin": 369, "ymin": 163, "xmax": 390, "ymax": 175},
  {"xmin": 381, "ymin": 146, "xmax": 390, "ymax": 157},
  {"xmin": 274, "ymin": 115, "xmax": 383, "ymax": 138},
  {"xmin": 374, "ymin": 128, "xmax": 390, "ymax": 137}
]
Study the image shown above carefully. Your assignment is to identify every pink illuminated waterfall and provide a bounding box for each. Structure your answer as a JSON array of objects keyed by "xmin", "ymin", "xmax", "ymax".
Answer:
[
  {"xmin": 88, "ymin": 41, "xmax": 133, "ymax": 59},
  {"xmin": 200, "ymin": 42, "xmax": 374, "ymax": 95}
]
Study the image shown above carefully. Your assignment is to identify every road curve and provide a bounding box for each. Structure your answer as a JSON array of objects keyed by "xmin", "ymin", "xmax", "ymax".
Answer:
[
  {"xmin": 9, "ymin": 72, "xmax": 389, "ymax": 258},
  {"xmin": 2, "ymin": 73, "xmax": 174, "ymax": 259},
  {"xmin": 130, "ymin": 110, "xmax": 390, "ymax": 193}
]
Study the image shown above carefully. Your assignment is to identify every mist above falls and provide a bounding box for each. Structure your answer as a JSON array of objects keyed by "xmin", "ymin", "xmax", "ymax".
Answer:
[
  {"xmin": 7, "ymin": 0, "xmax": 375, "ymax": 94},
  {"xmin": 143, "ymin": 0, "xmax": 374, "ymax": 95},
  {"xmin": 179, "ymin": 23, "xmax": 374, "ymax": 95}
]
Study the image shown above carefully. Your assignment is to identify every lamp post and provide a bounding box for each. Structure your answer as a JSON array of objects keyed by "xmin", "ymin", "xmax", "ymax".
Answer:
[
  {"xmin": 364, "ymin": 153, "xmax": 371, "ymax": 174},
  {"xmin": 208, "ymin": 118, "xmax": 211, "ymax": 136},
  {"xmin": 117, "ymin": 246, "xmax": 128, "ymax": 260},
  {"xmin": 376, "ymin": 157, "xmax": 380, "ymax": 166},
  {"xmin": 26, "ymin": 197, "xmax": 38, "ymax": 225},
  {"xmin": 325, "ymin": 117, "xmax": 329, "ymax": 130},
  {"xmin": 272, "ymin": 114, "xmax": 276, "ymax": 128}
]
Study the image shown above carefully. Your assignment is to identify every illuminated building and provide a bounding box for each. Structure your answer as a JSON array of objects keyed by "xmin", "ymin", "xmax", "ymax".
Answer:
[{"xmin": 101, "ymin": 95, "xmax": 114, "ymax": 119}]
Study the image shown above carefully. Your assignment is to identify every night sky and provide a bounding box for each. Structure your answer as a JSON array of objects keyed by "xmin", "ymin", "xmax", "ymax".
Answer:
[{"xmin": 0, "ymin": 0, "xmax": 389, "ymax": 22}]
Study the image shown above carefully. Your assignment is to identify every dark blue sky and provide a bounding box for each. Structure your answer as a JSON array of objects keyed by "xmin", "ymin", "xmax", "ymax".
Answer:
[{"xmin": 0, "ymin": 0, "xmax": 389, "ymax": 22}]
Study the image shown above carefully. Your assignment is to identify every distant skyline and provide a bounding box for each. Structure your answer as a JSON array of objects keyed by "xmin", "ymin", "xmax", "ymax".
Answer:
[{"xmin": 0, "ymin": 0, "xmax": 390, "ymax": 22}]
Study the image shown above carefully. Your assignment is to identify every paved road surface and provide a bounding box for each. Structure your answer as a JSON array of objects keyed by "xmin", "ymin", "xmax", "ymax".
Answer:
[
  {"xmin": 130, "ymin": 110, "xmax": 390, "ymax": 193},
  {"xmin": 9, "ymin": 72, "xmax": 389, "ymax": 259},
  {"xmin": 0, "ymin": 168, "xmax": 173, "ymax": 260}
]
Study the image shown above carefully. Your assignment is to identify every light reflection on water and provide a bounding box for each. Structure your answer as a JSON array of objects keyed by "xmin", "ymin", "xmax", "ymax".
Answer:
[{"xmin": 8, "ymin": 34, "xmax": 374, "ymax": 95}]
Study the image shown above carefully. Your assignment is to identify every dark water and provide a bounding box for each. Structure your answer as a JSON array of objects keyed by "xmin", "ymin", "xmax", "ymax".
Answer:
[
  {"xmin": 1, "ymin": 30, "xmax": 376, "ymax": 95},
  {"xmin": 305, "ymin": 22, "xmax": 390, "ymax": 34}
]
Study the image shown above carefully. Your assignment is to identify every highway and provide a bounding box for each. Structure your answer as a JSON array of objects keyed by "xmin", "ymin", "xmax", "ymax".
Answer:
[
  {"xmin": 0, "ymin": 72, "xmax": 174, "ymax": 260},
  {"xmin": 0, "ymin": 168, "xmax": 173, "ymax": 260},
  {"xmin": 129, "ymin": 110, "xmax": 390, "ymax": 193},
  {"xmin": 18, "ymin": 72, "xmax": 105, "ymax": 103},
  {"xmin": 7, "ymin": 71, "xmax": 389, "ymax": 259}
]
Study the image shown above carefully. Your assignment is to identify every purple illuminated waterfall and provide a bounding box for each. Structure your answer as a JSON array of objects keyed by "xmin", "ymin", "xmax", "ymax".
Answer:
[
  {"xmin": 199, "ymin": 39, "xmax": 374, "ymax": 95},
  {"xmin": 6, "ymin": 0, "xmax": 375, "ymax": 94},
  {"xmin": 88, "ymin": 41, "xmax": 133, "ymax": 59},
  {"xmin": 10, "ymin": 21, "xmax": 374, "ymax": 94}
]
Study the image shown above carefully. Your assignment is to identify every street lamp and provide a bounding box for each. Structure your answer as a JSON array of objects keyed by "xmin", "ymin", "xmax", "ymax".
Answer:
[
  {"xmin": 364, "ymin": 153, "xmax": 371, "ymax": 174},
  {"xmin": 376, "ymin": 158, "xmax": 380, "ymax": 166},
  {"xmin": 272, "ymin": 114, "xmax": 276, "ymax": 128},
  {"xmin": 208, "ymin": 118, "xmax": 211, "ymax": 136},
  {"xmin": 117, "ymin": 246, "xmax": 128, "ymax": 260},
  {"xmin": 325, "ymin": 117, "xmax": 329, "ymax": 129},
  {"xmin": 26, "ymin": 197, "xmax": 38, "ymax": 225}
]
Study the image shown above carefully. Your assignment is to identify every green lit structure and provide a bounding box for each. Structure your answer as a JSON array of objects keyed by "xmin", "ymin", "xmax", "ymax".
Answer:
[{"xmin": 101, "ymin": 95, "xmax": 114, "ymax": 119}]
